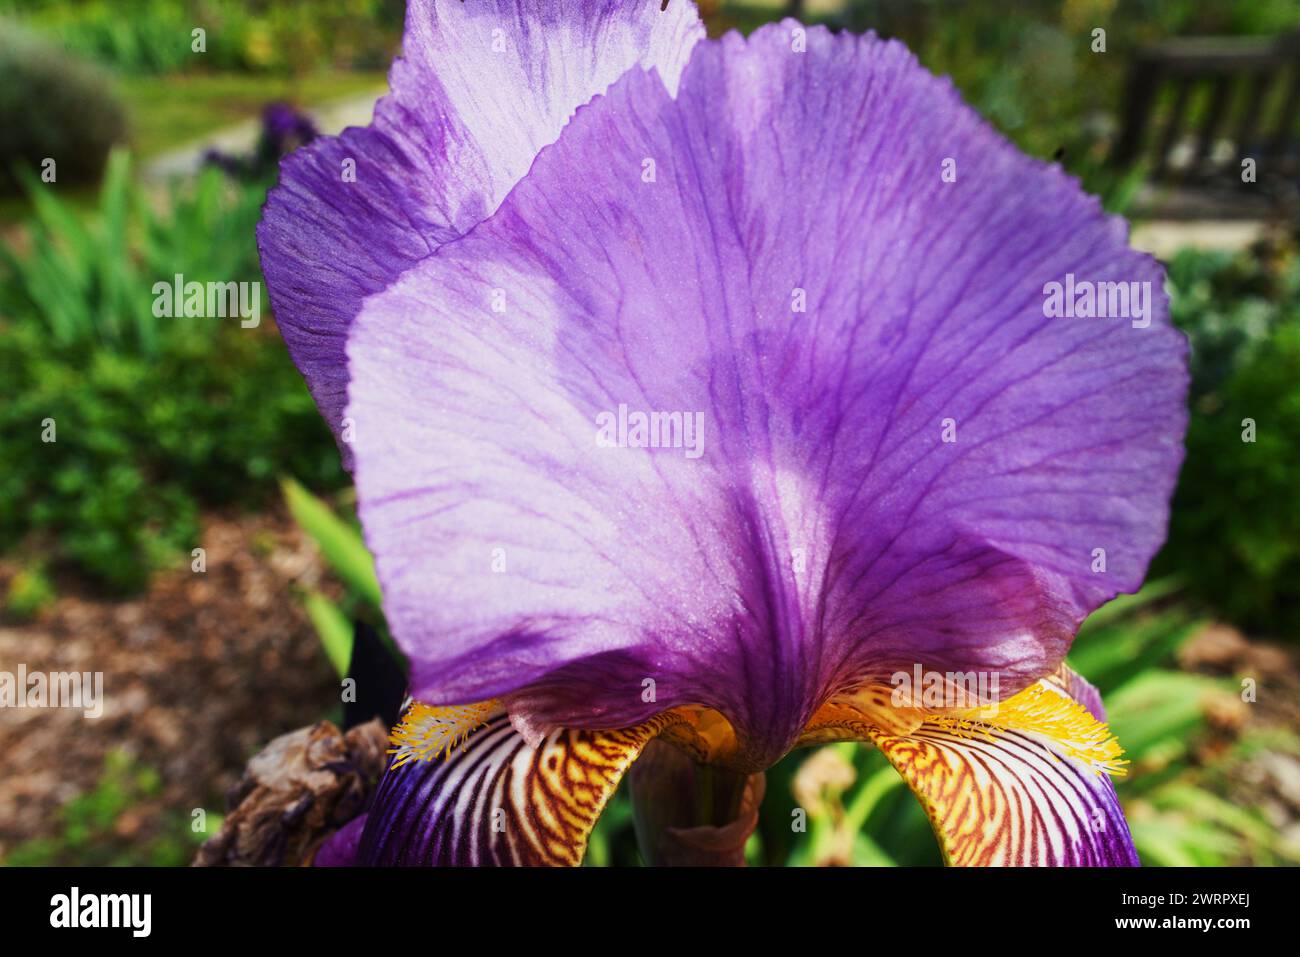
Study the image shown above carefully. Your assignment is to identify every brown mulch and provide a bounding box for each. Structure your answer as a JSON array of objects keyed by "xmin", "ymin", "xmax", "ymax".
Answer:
[
  {"xmin": 1179, "ymin": 623, "xmax": 1300, "ymax": 731},
  {"xmin": 1177, "ymin": 623, "xmax": 1300, "ymax": 856},
  {"xmin": 0, "ymin": 507, "xmax": 340, "ymax": 862}
]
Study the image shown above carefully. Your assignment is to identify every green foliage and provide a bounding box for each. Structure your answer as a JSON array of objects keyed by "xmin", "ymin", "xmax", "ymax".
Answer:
[
  {"xmin": 1068, "ymin": 580, "xmax": 1202, "ymax": 690},
  {"xmin": 1073, "ymin": 582, "xmax": 1294, "ymax": 866},
  {"xmin": 1107, "ymin": 670, "xmax": 1225, "ymax": 771},
  {"xmin": 798, "ymin": 0, "xmax": 1298, "ymax": 210},
  {"xmin": 4, "ymin": 561, "xmax": 56, "ymax": 619},
  {"xmin": 301, "ymin": 588, "xmax": 353, "ymax": 678},
  {"xmin": 0, "ymin": 23, "xmax": 126, "ymax": 192},
  {"xmin": 282, "ymin": 478, "xmax": 381, "ymax": 608},
  {"xmin": 281, "ymin": 479, "xmax": 406, "ymax": 675},
  {"xmin": 1134, "ymin": 776, "xmax": 1286, "ymax": 866},
  {"xmin": 118, "ymin": 70, "xmax": 388, "ymax": 161},
  {"xmin": 3, "ymin": 0, "xmax": 403, "ymax": 75},
  {"xmin": 1155, "ymin": 240, "xmax": 1300, "ymax": 639},
  {"xmin": 0, "ymin": 154, "xmax": 343, "ymax": 590},
  {"xmin": 4, "ymin": 750, "xmax": 208, "ymax": 866},
  {"xmin": 2, "ymin": 151, "xmax": 260, "ymax": 352}
]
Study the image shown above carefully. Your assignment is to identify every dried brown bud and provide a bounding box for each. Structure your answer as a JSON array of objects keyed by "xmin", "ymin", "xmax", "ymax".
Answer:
[{"xmin": 193, "ymin": 718, "xmax": 387, "ymax": 867}]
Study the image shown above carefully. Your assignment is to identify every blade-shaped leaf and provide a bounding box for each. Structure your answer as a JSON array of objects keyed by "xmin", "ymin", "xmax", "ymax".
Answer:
[
  {"xmin": 281, "ymin": 477, "xmax": 382, "ymax": 607},
  {"xmin": 301, "ymin": 589, "xmax": 353, "ymax": 678}
]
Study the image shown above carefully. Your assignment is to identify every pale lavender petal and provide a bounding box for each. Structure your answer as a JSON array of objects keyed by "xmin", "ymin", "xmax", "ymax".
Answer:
[
  {"xmin": 257, "ymin": 0, "xmax": 704, "ymax": 463},
  {"xmin": 347, "ymin": 24, "xmax": 1187, "ymax": 767}
]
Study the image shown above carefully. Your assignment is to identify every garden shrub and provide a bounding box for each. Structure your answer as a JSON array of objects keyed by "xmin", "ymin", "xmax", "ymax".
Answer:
[
  {"xmin": 0, "ymin": 23, "xmax": 126, "ymax": 192},
  {"xmin": 1155, "ymin": 238, "xmax": 1300, "ymax": 639},
  {"xmin": 3, "ymin": 0, "xmax": 403, "ymax": 75},
  {"xmin": 0, "ymin": 154, "xmax": 343, "ymax": 591}
]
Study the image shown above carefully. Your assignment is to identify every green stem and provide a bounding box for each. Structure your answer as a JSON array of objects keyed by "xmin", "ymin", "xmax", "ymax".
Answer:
[{"xmin": 844, "ymin": 766, "xmax": 902, "ymax": 834}]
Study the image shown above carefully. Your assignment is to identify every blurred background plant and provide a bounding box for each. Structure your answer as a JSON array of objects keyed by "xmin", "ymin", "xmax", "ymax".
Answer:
[
  {"xmin": 280, "ymin": 477, "xmax": 388, "ymax": 679},
  {"xmin": 0, "ymin": 152, "xmax": 343, "ymax": 591},
  {"xmin": 1, "ymin": 0, "xmax": 403, "ymax": 74},
  {"xmin": 0, "ymin": 25, "xmax": 126, "ymax": 192},
  {"xmin": 4, "ymin": 750, "xmax": 209, "ymax": 866},
  {"xmin": 1, "ymin": 0, "xmax": 1297, "ymax": 867},
  {"xmin": 1156, "ymin": 241, "xmax": 1300, "ymax": 638}
]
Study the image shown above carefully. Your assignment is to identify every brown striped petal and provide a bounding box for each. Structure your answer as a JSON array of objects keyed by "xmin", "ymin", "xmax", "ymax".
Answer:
[
  {"xmin": 358, "ymin": 702, "xmax": 707, "ymax": 866},
  {"xmin": 862, "ymin": 667, "xmax": 1138, "ymax": 866}
]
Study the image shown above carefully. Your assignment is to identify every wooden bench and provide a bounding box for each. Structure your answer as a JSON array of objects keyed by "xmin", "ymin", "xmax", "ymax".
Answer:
[{"xmin": 1112, "ymin": 32, "xmax": 1299, "ymax": 218}]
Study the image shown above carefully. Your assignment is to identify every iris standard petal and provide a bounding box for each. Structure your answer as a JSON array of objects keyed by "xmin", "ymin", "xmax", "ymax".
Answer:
[
  {"xmin": 357, "ymin": 703, "xmax": 706, "ymax": 866},
  {"xmin": 257, "ymin": 0, "xmax": 704, "ymax": 462},
  {"xmin": 866, "ymin": 666, "xmax": 1139, "ymax": 866},
  {"xmin": 346, "ymin": 24, "xmax": 1187, "ymax": 768}
]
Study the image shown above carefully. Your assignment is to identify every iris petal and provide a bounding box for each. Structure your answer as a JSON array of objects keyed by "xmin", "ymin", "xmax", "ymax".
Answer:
[
  {"xmin": 865, "ymin": 667, "xmax": 1139, "ymax": 866},
  {"xmin": 347, "ymin": 23, "xmax": 1186, "ymax": 766},
  {"xmin": 257, "ymin": 0, "xmax": 703, "ymax": 462},
  {"xmin": 358, "ymin": 704, "xmax": 706, "ymax": 866}
]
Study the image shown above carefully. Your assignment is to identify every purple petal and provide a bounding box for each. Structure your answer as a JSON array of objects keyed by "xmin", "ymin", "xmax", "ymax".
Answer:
[
  {"xmin": 257, "ymin": 0, "xmax": 704, "ymax": 464},
  {"xmin": 347, "ymin": 24, "xmax": 1187, "ymax": 768},
  {"xmin": 313, "ymin": 813, "xmax": 366, "ymax": 867}
]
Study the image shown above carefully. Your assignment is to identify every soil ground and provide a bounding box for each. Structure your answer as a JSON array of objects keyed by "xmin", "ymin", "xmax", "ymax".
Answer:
[{"xmin": 0, "ymin": 507, "xmax": 339, "ymax": 864}]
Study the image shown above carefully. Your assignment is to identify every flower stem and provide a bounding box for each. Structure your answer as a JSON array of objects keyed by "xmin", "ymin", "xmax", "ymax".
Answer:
[{"xmin": 629, "ymin": 739, "xmax": 764, "ymax": 866}]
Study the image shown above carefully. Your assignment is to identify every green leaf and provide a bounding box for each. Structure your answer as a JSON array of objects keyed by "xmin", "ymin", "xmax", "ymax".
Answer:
[
  {"xmin": 301, "ymin": 589, "xmax": 353, "ymax": 678},
  {"xmin": 1150, "ymin": 784, "xmax": 1276, "ymax": 849},
  {"xmin": 1104, "ymin": 671, "xmax": 1224, "ymax": 763},
  {"xmin": 96, "ymin": 149, "xmax": 132, "ymax": 346},
  {"xmin": 1129, "ymin": 818, "xmax": 1230, "ymax": 867},
  {"xmin": 281, "ymin": 477, "xmax": 382, "ymax": 607},
  {"xmin": 843, "ymin": 765, "xmax": 903, "ymax": 834},
  {"xmin": 1077, "ymin": 577, "xmax": 1183, "ymax": 631},
  {"xmin": 1069, "ymin": 613, "xmax": 1204, "ymax": 691},
  {"xmin": 850, "ymin": 832, "xmax": 898, "ymax": 867}
]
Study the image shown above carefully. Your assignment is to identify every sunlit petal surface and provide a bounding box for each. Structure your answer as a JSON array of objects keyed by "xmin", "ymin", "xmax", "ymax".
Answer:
[
  {"xmin": 347, "ymin": 21, "xmax": 1187, "ymax": 768},
  {"xmin": 258, "ymin": 0, "xmax": 703, "ymax": 461}
]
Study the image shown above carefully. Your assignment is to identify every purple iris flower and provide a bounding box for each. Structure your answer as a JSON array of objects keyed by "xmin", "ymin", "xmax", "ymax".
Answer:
[
  {"xmin": 259, "ymin": 1, "xmax": 1187, "ymax": 867},
  {"xmin": 205, "ymin": 102, "xmax": 318, "ymax": 180}
]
